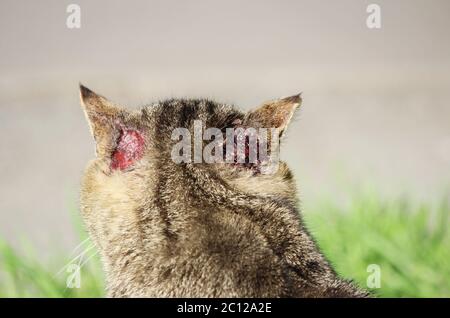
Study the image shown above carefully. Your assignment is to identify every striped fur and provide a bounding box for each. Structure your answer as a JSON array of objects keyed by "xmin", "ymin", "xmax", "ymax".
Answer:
[{"xmin": 79, "ymin": 85, "xmax": 368, "ymax": 297}]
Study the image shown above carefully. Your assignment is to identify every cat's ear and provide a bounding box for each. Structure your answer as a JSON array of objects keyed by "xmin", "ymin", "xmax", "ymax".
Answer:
[
  {"xmin": 80, "ymin": 84, "xmax": 146, "ymax": 170},
  {"xmin": 79, "ymin": 84, "xmax": 122, "ymax": 156},
  {"xmin": 245, "ymin": 94, "xmax": 301, "ymax": 137}
]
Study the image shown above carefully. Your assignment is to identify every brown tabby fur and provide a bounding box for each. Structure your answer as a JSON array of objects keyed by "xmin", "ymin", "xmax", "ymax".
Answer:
[{"xmin": 79, "ymin": 84, "xmax": 369, "ymax": 298}]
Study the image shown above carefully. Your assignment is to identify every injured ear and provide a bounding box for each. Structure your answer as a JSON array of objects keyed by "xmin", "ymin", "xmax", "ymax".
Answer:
[
  {"xmin": 79, "ymin": 84, "xmax": 145, "ymax": 170},
  {"xmin": 245, "ymin": 94, "xmax": 302, "ymax": 137},
  {"xmin": 110, "ymin": 128, "xmax": 145, "ymax": 171}
]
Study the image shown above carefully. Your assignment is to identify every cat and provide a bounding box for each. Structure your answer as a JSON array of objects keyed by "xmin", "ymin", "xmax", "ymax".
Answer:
[{"xmin": 78, "ymin": 84, "xmax": 369, "ymax": 297}]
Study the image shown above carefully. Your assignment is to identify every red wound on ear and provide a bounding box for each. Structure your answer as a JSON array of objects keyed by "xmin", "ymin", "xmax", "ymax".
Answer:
[{"xmin": 110, "ymin": 129, "xmax": 145, "ymax": 171}]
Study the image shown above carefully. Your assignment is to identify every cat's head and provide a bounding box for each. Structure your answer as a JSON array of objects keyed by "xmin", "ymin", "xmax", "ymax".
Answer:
[{"xmin": 79, "ymin": 84, "xmax": 301, "ymax": 262}]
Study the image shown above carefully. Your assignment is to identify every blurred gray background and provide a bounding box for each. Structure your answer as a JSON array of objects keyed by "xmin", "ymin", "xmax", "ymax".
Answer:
[{"xmin": 1, "ymin": 0, "xmax": 449, "ymax": 253}]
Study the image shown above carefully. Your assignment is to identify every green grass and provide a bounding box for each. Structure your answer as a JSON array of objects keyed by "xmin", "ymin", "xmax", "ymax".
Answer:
[
  {"xmin": 0, "ymin": 239, "xmax": 104, "ymax": 297},
  {"xmin": 304, "ymin": 193, "xmax": 450, "ymax": 297},
  {"xmin": 0, "ymin": 193, "xmax": 449, "ymax": 297}
]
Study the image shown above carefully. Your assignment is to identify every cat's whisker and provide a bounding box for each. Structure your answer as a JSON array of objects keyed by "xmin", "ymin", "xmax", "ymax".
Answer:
[
  {"xmin": 79, "ymin": 250, "xmax": 99, "ymax": 270},
  {"xmin": 67, "ymin": 237, "xmax": 91, "ymax": 259},
  {"xmin": 54, "ymin": 243, "xmax": 96, "ymax": 277}
]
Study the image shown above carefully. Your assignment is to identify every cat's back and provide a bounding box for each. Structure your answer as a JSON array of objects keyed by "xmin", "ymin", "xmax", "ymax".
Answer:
[{"xmin": 146, "ymin": 207, "xmax": 291, "ymax": 297}]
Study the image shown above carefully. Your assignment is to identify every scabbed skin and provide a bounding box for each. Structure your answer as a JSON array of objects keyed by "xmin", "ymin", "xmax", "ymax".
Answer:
[
  {"xmin": 110, "ymin": 129, "xmax": 145, "ymax": 171},
  {"xmin": 79, "ymin": 85, "xmax": 369, "ymax": 298}
]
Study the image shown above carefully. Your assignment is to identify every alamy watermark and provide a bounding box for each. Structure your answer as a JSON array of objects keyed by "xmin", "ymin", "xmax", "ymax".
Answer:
[
  {"xmin": 366, "ymin": 4, "xmax": 381, "ymax": 29},
  {"xmin": 66, "ymin": 264, "xmax": 81, "ymax": 289},
  {"xmin": 171, "ymin": 120, "xmax": 281, "ymax": 175},
  {"xmin": 66, "ymin": 4, "xmax": 81, "ymax": 29},
  {"xmin": 366, "ymin": 264, "xmax": 381, "ymax": 289}
]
